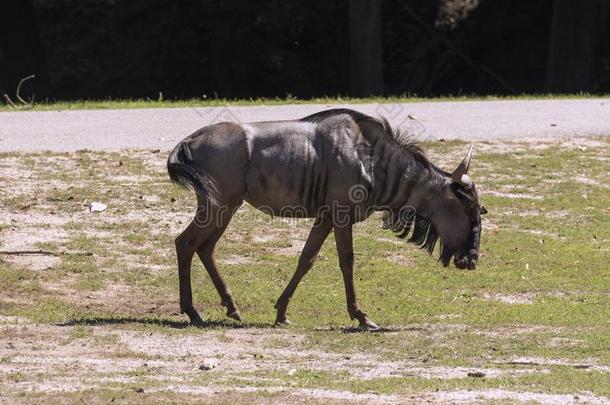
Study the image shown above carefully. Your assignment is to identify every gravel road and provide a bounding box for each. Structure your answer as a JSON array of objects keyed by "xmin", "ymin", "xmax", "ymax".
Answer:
[{"xmin": 0, "ymin": 99, "xmax": 608, "ymax": 151}]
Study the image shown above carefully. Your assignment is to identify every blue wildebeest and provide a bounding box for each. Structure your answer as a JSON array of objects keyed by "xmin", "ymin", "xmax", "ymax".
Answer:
[{"xmin": 168, "ymin": 109, "xmax": 485, "ymax": 330}]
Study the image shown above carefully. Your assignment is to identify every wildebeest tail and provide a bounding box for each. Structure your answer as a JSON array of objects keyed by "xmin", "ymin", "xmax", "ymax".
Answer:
[{"xmin": 167, "ymin": 141, "xmax": 219, "ymax": 205}]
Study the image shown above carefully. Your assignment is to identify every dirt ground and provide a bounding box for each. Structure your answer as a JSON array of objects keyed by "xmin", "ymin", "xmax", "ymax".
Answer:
[{"xmin": 1, "ymin": 316, "xmax": 608, "ymax": 404}]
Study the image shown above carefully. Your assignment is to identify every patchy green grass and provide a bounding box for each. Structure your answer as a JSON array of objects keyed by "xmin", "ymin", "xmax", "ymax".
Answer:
[
  {"xmin": 0, "ymin": 93, "xmax": 606, "ymax": 112},
  {"xmin": 228, "ymin": 367, "xmax": 610, "ymax": 397},
  {"xmin": 0, "ymin": 137, "xmax": 608, "ymax": 402}
]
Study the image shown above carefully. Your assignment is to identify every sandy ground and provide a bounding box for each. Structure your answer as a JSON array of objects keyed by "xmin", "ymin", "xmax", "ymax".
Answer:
[
  {"xmin": 2, "ymin": 318, "xmax": 608, "ymax": 404},
  {"xmin": 1, "ymin": 99, "xmax": 609, "ymax": 151}
]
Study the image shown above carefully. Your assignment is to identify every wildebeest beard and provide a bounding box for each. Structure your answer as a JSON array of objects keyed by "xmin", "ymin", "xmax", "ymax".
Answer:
[{"xmin": 382, "ymin": 209, "xmax": 453, "ymax": 266}]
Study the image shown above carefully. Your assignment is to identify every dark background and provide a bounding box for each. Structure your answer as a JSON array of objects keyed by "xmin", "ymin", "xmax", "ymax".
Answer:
[{"xmin": 1, "ymin": 0, "xmax": 609, "ymax": 102}]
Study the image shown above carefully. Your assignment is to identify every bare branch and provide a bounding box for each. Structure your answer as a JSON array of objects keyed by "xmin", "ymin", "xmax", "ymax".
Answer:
[
  {"xmin": 2, "ymin": 94, "xmax": 17, "ymax": 108},
  {"xmin": 0, "ymin": 250, "xmax": 93, "ymax": 257},
  {"xmin": 15, "ymin": 74, "xmax": 36, "ymax": 107},
  {"xmin": 0, "ymin": 250, "xmax": 58, "ymax": 256}
]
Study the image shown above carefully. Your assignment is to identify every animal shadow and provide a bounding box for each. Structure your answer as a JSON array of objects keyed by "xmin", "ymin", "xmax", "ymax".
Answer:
[
  {"xmin": 57, "ymin": 316, "xmax": 272, "ymax": 330},
  {"xmin": 314, "ymin": 325, "xmax": 401, "ymax": 334}
]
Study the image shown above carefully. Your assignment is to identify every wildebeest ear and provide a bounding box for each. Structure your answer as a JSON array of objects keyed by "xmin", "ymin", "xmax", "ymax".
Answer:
[
  {"xmin": 452, "ymin": 145, "xmax": 473, "ymax": 188},
  {"xmin": 480, "ymin": 205, "xmax": 488, "ymax": 215}
]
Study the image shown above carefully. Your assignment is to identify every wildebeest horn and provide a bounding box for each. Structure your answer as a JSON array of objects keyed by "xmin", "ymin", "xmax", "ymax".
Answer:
[{"xmin": 452, "ymin": 145, "xmax": 473, "ymax": 188}]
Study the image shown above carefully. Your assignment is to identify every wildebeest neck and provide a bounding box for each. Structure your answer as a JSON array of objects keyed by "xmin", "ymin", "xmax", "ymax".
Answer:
[{"xmin": 370, "ymin": 142, "xmax": 449, "ymax": 213}]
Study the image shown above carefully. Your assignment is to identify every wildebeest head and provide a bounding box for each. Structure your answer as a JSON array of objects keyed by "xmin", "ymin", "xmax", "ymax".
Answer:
[{"xmin": 431, "ymin": 145, "xmax": 487, "ymax": 270}]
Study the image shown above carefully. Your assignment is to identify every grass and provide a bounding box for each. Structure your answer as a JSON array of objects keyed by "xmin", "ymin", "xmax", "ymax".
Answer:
[
  {"xmin": 228, "ymin": 368, "xmax": 610, "ymax": 397},
  {"xmin": 0, "ymin": 93, "xmax": 607, "ymax": 112},
  {"xmin": 0, "ymin": 137, "xmax": 609, "ymax": 402}
]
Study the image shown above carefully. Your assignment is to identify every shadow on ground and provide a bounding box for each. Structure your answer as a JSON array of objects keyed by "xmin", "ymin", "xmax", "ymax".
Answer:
[{"xmin": 57, "ymin": 316, "xmax": 274, "ymax": 330}]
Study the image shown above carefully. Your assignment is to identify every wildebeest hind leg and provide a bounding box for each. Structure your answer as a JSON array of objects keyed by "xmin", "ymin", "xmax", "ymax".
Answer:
[
  {"xmin": 196, "ymin": 219, "xmax": 241, "ymax": 322},
  {"xmin": 274, "ymin": 217, "xmax": 332, "ymax": 325},
  {"xmin": 175, "ymin": 220, "xmax": 216, "ymax": 325}
]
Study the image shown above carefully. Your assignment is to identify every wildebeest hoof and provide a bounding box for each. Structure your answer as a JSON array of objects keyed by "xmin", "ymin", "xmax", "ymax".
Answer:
[
  {"xmin": 227, "ymin": 310, "xmax": 242, "ymax": 322},
  {"xmin": 183, "ymin": 306, "xmax": 205, "ymax": 326},
  {"xmin": 275, "ymin": 318, "xmax": 292, "ymax": 326},
  {"xmin": 189, "ymin": 314, "xmax": 205, "ymax": 327},
  {"xmin": 359, "ymin": 319, "xmax": 380, "ymax": 331}
]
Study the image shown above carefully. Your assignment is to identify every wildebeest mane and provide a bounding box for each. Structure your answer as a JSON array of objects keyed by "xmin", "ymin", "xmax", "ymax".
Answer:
[
  {"xmin": 383, "ymin": 209, "xmax": 439, "ymax": 253},
  {"xmin": 301, "ymin": 108, "xmax": 437, "ymax": 171},
  {"xmin": 383, "ymin": 208, "xmax": 456, "ymax": 266}
]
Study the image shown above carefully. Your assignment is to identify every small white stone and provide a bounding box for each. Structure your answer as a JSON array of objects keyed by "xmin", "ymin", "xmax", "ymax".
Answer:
[{"xmin": 90, "ymin": 202, "xmax": 107, "ymax": 212}]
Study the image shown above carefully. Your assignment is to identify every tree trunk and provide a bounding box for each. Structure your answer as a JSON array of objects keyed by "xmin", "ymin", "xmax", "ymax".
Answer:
[
  {"xmin": 349, "ymin": 0, "xmax": 384, "ymax": 96},
  {"xmin": 0, "ymin": 45, "xmax": 5, "ymax": 96},
  {"xmin": 0, "ymin": 0, "xmax": 51, "ymax": 100},
  {"xmin": 545, "ymin": 0, "xmax": 601, "ymax": 93}
]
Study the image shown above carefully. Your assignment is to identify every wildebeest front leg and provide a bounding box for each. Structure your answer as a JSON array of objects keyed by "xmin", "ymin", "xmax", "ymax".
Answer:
[
  {"xmin": 196, "ymin": 224, "xmax": 241, "ymax": 322},
  {"xmin": 274, "ymin": 217, "xmax": 333, "ymax": 325},
  {"xmin": 333, "ymin": 224, "xmax": 379, "ymax": 331}
]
